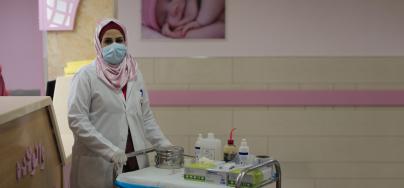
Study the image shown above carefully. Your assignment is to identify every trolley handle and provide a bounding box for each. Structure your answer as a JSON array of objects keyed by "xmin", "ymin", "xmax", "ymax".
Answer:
[{"xmin": 235, "ymin": 159, "xmax": 281, "ymax": 188}]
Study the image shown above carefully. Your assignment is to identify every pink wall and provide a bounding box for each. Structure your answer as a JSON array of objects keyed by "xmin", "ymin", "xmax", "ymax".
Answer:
[
  {"xmin": 0, "ymin": 0, "xmax": 44, "ymax": 94},
  {"xmin": 119, "ymin": 0, "xmax": 404, "ymax": 57}
]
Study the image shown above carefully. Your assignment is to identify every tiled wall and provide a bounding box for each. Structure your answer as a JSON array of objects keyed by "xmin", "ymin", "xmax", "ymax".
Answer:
[{"xmin": 137, "ymin": 57, "xmax": 404, "ymax": 188}]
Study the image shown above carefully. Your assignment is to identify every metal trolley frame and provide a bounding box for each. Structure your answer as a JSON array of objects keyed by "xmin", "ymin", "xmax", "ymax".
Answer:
[{"xmin": 235, "ymin": 159, "xmax": 281, "ymax": 188}]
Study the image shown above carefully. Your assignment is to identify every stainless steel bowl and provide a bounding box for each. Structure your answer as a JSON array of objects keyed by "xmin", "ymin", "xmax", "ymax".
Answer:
[{"xmin": 154, "ymin": 146, "xmax": 184, "ymax": 169}]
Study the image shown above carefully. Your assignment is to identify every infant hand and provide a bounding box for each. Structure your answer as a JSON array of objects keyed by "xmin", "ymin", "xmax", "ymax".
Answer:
[
  {"xmin": 162, "ymin": 23, "xmax": 185, "ymax": 38},
  {"xmin": 179, "ymin": 21, "xmax": 201, "ymax": 35}
]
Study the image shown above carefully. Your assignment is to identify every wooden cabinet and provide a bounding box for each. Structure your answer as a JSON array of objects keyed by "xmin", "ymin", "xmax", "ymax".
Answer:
[{"xmin": 0, "ymin": 97, "xmax": 65, "ymax": 188}]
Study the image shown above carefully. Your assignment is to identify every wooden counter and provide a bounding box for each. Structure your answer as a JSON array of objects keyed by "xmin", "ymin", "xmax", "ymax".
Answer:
[{"xmin": 0, "ymin": 96, "xmax": 65, "ymax": 188}]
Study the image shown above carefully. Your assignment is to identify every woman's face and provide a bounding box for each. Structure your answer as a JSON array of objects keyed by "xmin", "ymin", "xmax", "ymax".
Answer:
[
  {"xmin": 100, "ymin": 29, "xmax": 125, "ymax": 48},
  {"xmin": 157, "ymin": 0, "xmax": 186, "ymax": 28}
]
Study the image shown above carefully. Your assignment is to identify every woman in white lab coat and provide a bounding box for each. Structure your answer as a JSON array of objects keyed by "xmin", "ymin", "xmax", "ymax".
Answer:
[{"xmin": 68, "ymin": 19, "xmax": 172, "ymax": 188}]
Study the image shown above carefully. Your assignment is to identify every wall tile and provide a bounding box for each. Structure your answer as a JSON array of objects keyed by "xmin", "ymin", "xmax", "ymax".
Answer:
[
  {"xmin": 189, "ymin": 84, "xmax": 268, "ymax": 90},
  {"xmin": 136, "ymin": 58, "xmax": 155, "ymax": 84},
  {"xmin": 187, "ymin": 108, "xmax": 233, "ymax": 135},
  {"xmin": 147, "ymin": 84, "xmax": 189, "ymax": 90},
  {"xmin": 283, "ymin": 162, "xmax": 404, "ymax": 178},
  {"xmin": 300, "ymin": 83, "xmax": 333, "ymax": 90},
  {"xmin": 332, "ymin": 83, "xmax": 356, "ymax": 90},
  {"xmin": 233, "ymin": 57, "xmax": 270, "ymax": 83},
  {"xmin": 268, "ymin": 137, "xmax": 404, "ymax": 162},
  {"xmin": 154, "ymin": 58, "xmax": 232, "ymax": 84},
  {"xmin": 235, "ymin": 108, "xmax": 404, "ymax": 136},
  {"xmin": 356, "ymin": 83, "xmax": 404, "ymax": 90},
  {"xmin": 283, "ymin": 179, "xmax": 315, "ymax": 188},
  {"xmin": 268, "ymin": 83, "xmax": 300, "ymax": 90},
  {"xmin": 153, "ymin": 108, "xmax": 191, "ymax": 135},
  {"xmin": 165, "ymin": 135, "xmax": 190, "ymax": 154},
  {"xmin": 315, "ymin": 179, "xmax": 404, "ymax": 188}
]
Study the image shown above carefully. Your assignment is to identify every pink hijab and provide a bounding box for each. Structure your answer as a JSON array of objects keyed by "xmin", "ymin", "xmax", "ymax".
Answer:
[{"xmin": 95, "ymin": 19, "xmax": 137, "ymax": 90}]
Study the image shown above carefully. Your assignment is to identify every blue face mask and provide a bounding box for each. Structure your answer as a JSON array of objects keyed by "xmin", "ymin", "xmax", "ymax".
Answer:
[{"xmin": 102, "ymin": 43, "xmax": 127, "ymax": 65}]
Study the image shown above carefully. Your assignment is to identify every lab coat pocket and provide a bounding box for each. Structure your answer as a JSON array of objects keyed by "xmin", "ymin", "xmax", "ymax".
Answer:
[{"xmin": 77, "ymin": 156, "xmax": 106, "ymax": 188}]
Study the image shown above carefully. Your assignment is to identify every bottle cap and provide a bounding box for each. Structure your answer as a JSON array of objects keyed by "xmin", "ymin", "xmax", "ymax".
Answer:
[
  {"xmin": 227, "ymin": 128, "xmax": 236, "ymax": 145},
  {"xmin": 240, "ymin": 138, "xmax": 248, "ymax": 147}
]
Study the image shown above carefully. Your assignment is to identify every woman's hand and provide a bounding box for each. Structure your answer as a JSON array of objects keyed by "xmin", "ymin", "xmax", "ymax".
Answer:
[{"xmin": 111, "ymin": 149, "xmax": 127, "ymax": 165}]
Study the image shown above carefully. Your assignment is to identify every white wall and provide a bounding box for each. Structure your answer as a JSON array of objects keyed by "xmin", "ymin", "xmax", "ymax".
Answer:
[{"xmin": 118, "ymin": 0, "xmax": 404, "ymax": 57}]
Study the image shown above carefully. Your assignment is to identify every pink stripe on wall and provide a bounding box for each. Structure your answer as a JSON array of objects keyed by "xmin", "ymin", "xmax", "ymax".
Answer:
[{"xmin": 149, "ymin": 90, "xmax": 404, "ymax": 106}]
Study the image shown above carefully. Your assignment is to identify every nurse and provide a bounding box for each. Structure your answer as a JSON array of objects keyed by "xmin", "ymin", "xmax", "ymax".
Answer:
[{"xmin": 68, "ymin": 19, "xmax": 172, "ymax": 188}]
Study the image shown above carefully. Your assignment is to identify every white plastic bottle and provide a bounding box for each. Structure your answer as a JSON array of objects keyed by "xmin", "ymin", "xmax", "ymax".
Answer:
[
  {"xmin": 238, "ymin": 138, "xmax": 249, "ymax": 166},
  {"xmin": 200, "ymin": 133, "xmax": 222, "ymax": 160},
  {"xmin": 194, "ymin": 133, "xmax": 203, "ymax": 160}
]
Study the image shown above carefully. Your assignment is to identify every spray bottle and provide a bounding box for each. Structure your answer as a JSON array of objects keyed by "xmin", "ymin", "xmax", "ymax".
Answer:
[{"xmin": 223, "ymin": 128, "xmax": 237, "ymax": 162}]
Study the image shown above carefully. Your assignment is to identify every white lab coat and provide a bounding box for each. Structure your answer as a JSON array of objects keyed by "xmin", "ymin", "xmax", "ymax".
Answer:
[{"xmin": 68, "ymin": 62, "xmax": 171, "ymax": 188}]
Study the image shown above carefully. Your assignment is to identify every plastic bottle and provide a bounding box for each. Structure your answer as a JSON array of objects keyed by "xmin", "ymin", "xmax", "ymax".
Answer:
[
  {"xmin": 224, "ymin": 128, "xmax": 237, "ymax": 162},
  {"xmin": 200, "ymin": 133, "xmax": 222, "ymax": 160},
  {"xmin": 238, "ymin": 138, "xmax": 249, "ymax": 166},
  {"xmin": 194, "ymin": 133, "xmax": 203, "ymax": 160}
]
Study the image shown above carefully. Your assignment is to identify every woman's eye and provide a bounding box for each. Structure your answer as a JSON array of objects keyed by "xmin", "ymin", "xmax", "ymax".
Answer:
[
  {"xmin": 103, "ymin": 38, "xmax": 113, "ymax": 45},
  {"xmin": 115, "ymin": 38, "xmax": 124, "ymax": 43}
]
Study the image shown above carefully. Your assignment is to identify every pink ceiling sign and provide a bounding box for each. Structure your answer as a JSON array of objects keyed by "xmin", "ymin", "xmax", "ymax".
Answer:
[{"xmin": 39, "ymin": 0, "xmax": 80, "ymax": 31}]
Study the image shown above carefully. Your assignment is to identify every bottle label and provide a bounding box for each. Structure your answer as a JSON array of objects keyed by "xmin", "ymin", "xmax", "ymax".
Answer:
[
  {"xmin": 201, "ymin": 148, "xmax": 215, "ymax": 160},
  {"xmin": 239, "ymin": 152, "xmax": 249, "ymax": 165},
  {"xmin": 194, "ymin": 147, "xmax": 200, "ymax": 158},
  {"xmin": 224, "ymin": 153, "xmax": 236, "ymax": 162}
]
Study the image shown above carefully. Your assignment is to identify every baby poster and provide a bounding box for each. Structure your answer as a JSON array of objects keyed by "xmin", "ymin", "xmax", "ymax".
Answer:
[{"xmin": 141, "ymin": 0, "xmax": 226, "ymax": 39}]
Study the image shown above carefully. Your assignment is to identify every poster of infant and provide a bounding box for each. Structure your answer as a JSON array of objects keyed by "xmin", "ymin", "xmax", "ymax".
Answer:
[{"xmin": 141, "ymin": 0, "xmax": 225, "ymax": 39}]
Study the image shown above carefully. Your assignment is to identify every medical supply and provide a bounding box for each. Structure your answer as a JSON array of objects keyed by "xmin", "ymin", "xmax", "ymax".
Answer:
[
  {"xmin": 224, "ymin": 128, "xmax": 237, "ymax": 162},
  {"xmin": 206, "ymin": 168, "xmax": 228, "ymax": 185},
  {"xmin": 184, "ymin": 158, "xmax": 217, "ymax": 182},
  {"xmin": 256, "ymin": 155, "xmax": 271, "ymax": 165},
  {"xmin": 194, "ymin": 133, "xmax": 203, "ymax": 160},
  {"xmin": 154, "ymin": 146, "xmax": 184, "ymax": 169},
  {"xmin": 238, "ymin": 138, "xmax": 249, "ymax": 166},
  {"xmin": 200, "ymin": 133, "xmax": 222, "ymax": 160},
  {"xmin": 206, "ymin": 162, "xmax": 235, "ymax": 185},
  {"xmin": 228, "ymin": 165, "xmax": 272, "ymax": 188}
]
